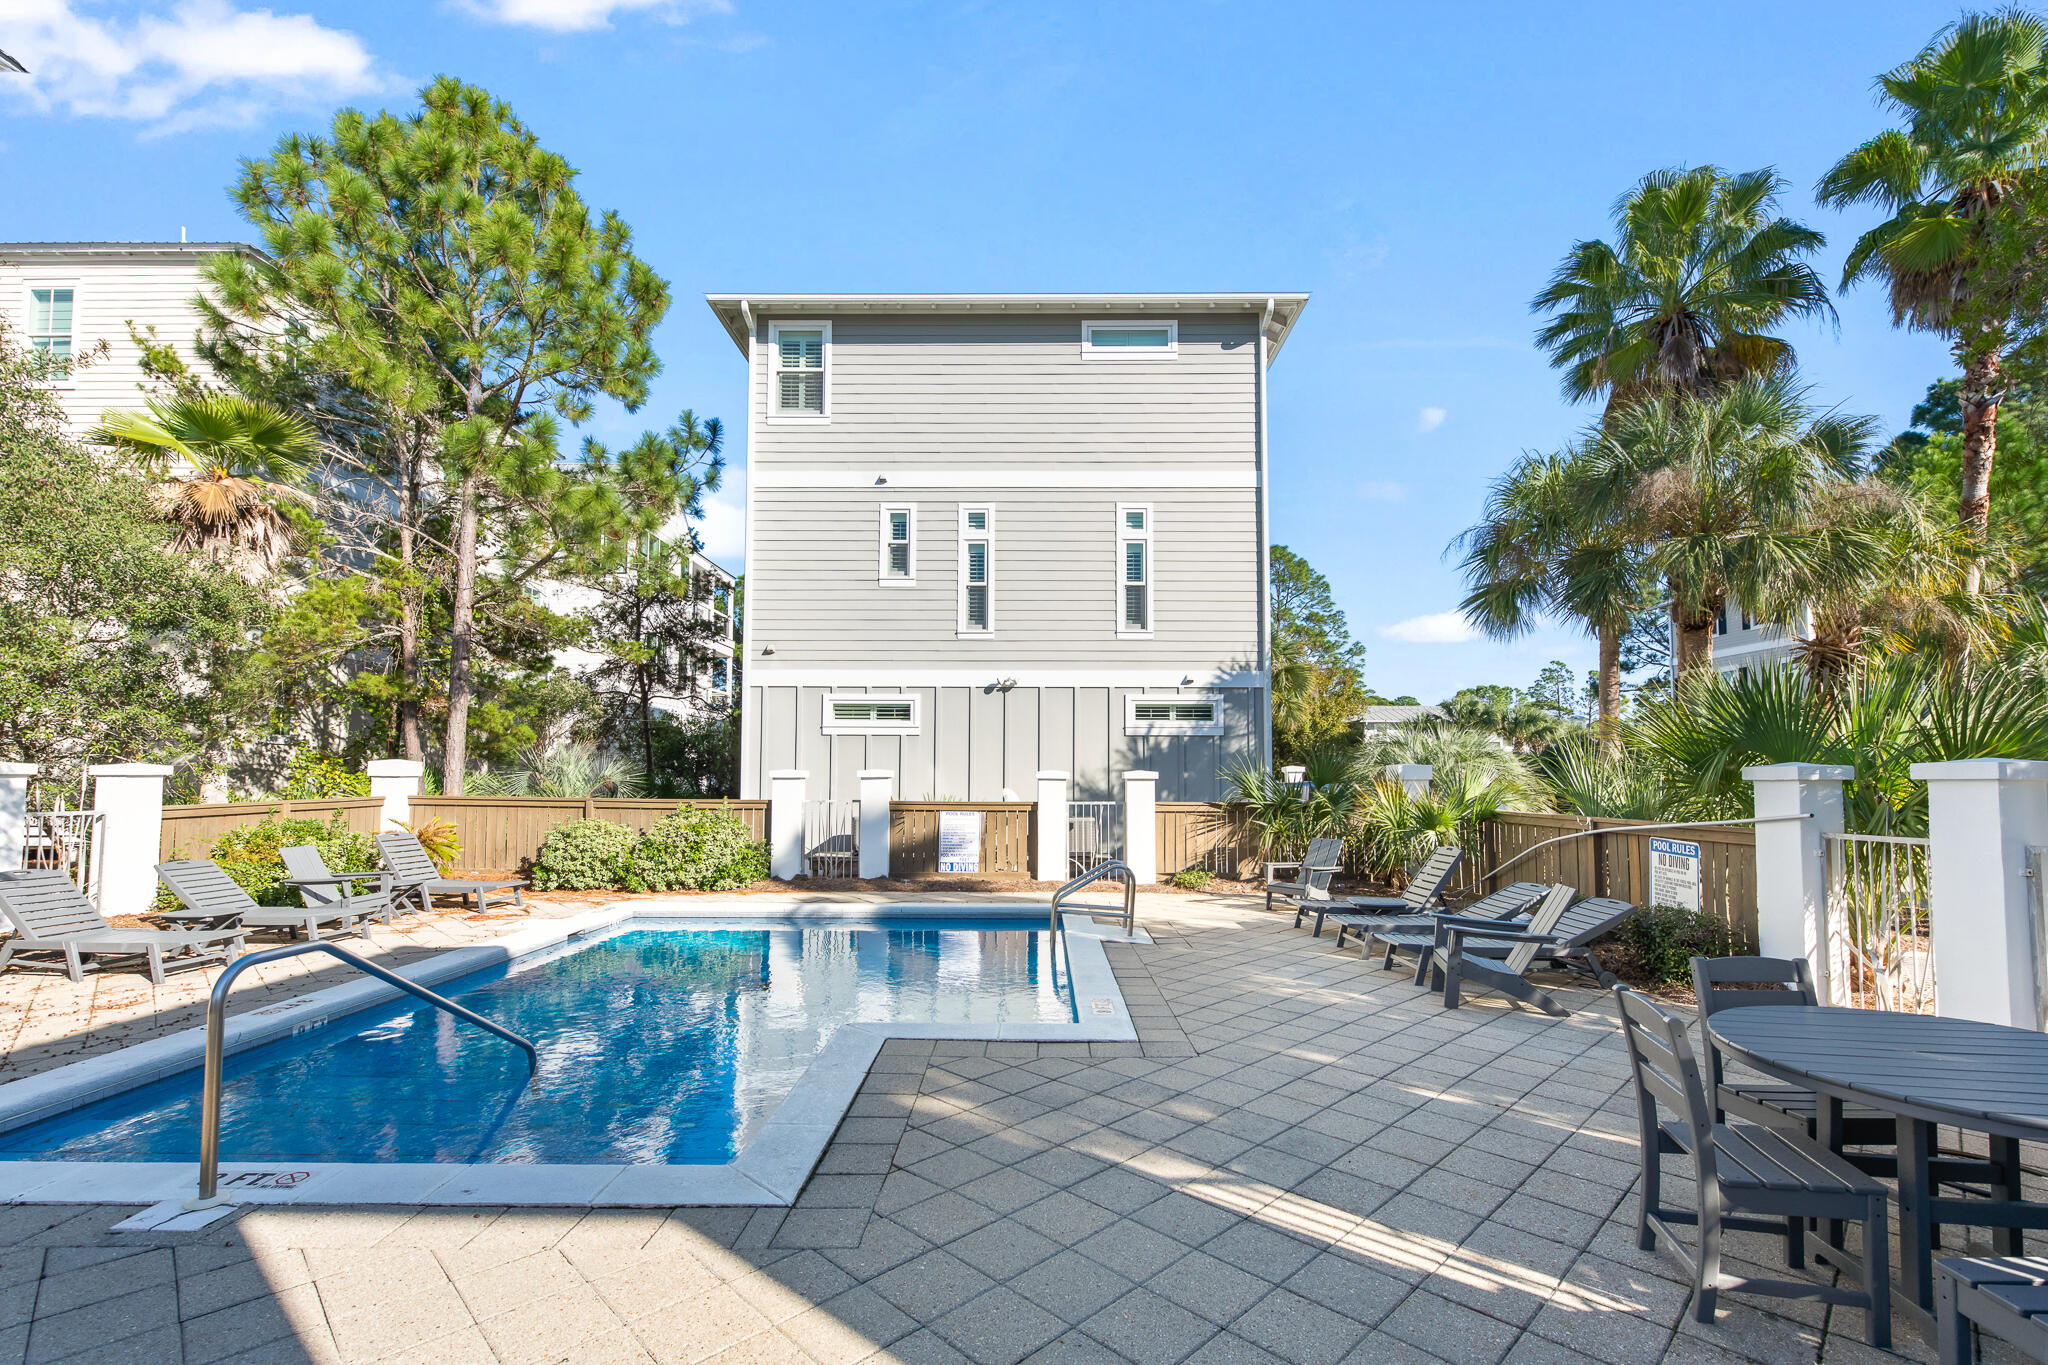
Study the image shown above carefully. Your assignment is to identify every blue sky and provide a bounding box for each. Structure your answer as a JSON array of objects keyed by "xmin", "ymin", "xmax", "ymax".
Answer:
[{"xmin": 1, "ymin": 0, "xmax": 1965, "ymax": 704}]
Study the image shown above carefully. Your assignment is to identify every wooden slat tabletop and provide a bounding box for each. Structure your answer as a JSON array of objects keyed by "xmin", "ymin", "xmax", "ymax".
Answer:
[{"xmin": 1708, "ymin": 1006, "xmax": 2048, "ymax": 1139}]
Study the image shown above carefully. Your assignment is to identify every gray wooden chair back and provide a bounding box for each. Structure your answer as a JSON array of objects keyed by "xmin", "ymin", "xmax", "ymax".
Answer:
[
  {"xmin": 1462, "ymin": 881, "xmax": 1548, "ymax": 921},
  {"xmin": 279, "ymin": 846, "xmax": 341, "ymax": 907},
  {"xmin": 0, "ymin": 869, "xmax": 112, "ymax": 938},
  {"xmin": 1501, "ymin": 885, "xmax": 1580, "ymax": 975},
  {"xmin": 377, "ymin": 832, "xmax": 439, "ymax": 885},
  {"xmin": 1545, "ymin": 896, "xmax": 1637, "ymax": 950},
  {"xmin": 1400, "ymin": 846, "xmax": 1462, "ymax": 909},
  {"xmin": 156, "ymin": 859, "xmax": 259, "ymax": 917},
  {"xmin": 1615, "ymin": 985, "xmax": 1719, "ymax": 1188},
  {"xmin": 1689, "ymin": 955, "xmax": 1816, "ymax": 1015}
]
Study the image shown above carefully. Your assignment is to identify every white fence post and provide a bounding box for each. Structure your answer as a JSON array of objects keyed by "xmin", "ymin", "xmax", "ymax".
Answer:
[
  {"xmin": 366, "ymin": 758, "xmax": 424, "ymax": 831},
  {"xmin": 1384, "ymin": 764, "xmax": 1433, "ymax": 798},
  {"xmin": 1279, "ymin": 764, "xmax": 1305, "ymax": 785},
  {"xmin": 858, "ymin": 770, "xmax": 893, "ymax": 880},
  {"xmin": 89, "ymin": 763, "xmax": 172, "ymax": 917},
  {"xmin": 1744, "ymin": 763, "xmax": 1850, "ymax": 1000},
  {"xmin": 1036, "ymin": 771, "xmax": 1070, "ymax": 882},
  {"xmin": 1911, "ymin": 759, "xmax": 2048, "ymax": 1028},
  {"xmin": 0, "ymin": 763, "xmax": 34, "ymax": 869},
  {"xmin": 1123, "ymin": 770, "xmax": 1158, "ymax": 884},
  {"xmin": 768, "ymin": 770, "xmax": 808, "ymax": 881}
]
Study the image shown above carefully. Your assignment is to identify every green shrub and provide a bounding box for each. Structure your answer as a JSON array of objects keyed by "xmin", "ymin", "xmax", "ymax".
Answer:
[
  {"xmin": 205, "ymin": 814, "xmax": 377, "ymax": 907},
  {"xmin": 626, "ymin": 806, "xmax": 770, "ymax": 892},
  {"xmin": 277, "ymin": 750, "xmax": 370, "ymax": 799},
  {"xmin": 1168, "ymin": 867, "xmax": 1213, "ymax": 891},
  {"xmin": 1609, "ymin": 904, "xmax": 1748, "ymax": 986},
  {"xmin": 531, "ymin": 819, "xmax": 639, "ymax": 890}
]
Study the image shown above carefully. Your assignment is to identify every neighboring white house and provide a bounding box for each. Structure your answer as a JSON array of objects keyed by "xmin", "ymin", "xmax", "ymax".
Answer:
[
  {"xmin": 0, "ymin": 241, "xmax": 263, "ymax": 434},
  {"xmin": 708, "ymin": 292, "xmax": 1308, "ymax": 803},
  {"xmin": 1353, "ymin": 704, "xmax": 1447, "ymax": 739},
  {"xmin": 545, "ymin": 540, "xmax": 739, "ymax": 722},
  {"xmin": 1679, "ymin": 598, "xmax": 1809, "ymax": 679}
]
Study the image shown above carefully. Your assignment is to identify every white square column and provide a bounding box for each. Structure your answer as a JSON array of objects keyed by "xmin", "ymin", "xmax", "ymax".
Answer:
[
  {"xmin": 1123, "ymin": 770, "xmax": 1158, "ymax": 885},
  {"xmin": 366, "ymin": 759, "xmax": 424, "ymax": 831},
  {"xmin": 857, "ymin": 770, "xmax": 893, "ymax": 880},
  {"xmin": 768, "ymin": 770, "xmax": 808, "ymax": 881},
  {"xmin": 1036, "ymin": 771, "xmax": 1070, "ymax": 882},
  {"xmin": 1744, "ymin": 763, "xmax": 1851, "ymax": 1000},
  {"xmin": 0, "ymin": 763, "xmax": 34, "ymax": 870},
  {"xmin": 1911, "ymin": 759, "xmax": 2048, "ymax": 1027},
  {"xmin": 89, "ymin": 763, "xmax": 173, "ymax": 916}
]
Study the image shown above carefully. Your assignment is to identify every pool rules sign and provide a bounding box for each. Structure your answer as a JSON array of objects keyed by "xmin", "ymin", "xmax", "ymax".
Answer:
[
  {"xmin": 1648, "ymin": 836, "xmax": 1702, "ymax": 912},
  {"xmin": 938, "ymin": 811, "xmax": 982, "ymax": 874}
]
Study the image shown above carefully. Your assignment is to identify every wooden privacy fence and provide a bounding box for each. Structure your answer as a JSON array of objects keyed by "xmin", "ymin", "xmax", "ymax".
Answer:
[
  {"xmin": 409, "ymin": 797, "xmax": 768, "ymax": 872},
  {"xmin": 159, "ymin": 797, "xmax": 384, "ymax": 862},
  {"xmin": 1156, "ymin": 803, "xmax": 1258, "ymax": 879},
  {"xmin": 888, "ymin": 802, "xmax": 1034, "ymax": 880},
  {"xmin": 1473, "ymin": 811, "xmax": 1760, "ymax": 945}
]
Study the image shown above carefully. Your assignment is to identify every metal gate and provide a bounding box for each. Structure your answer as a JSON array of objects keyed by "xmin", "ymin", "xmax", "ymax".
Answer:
[
  {"xmin": 21, "ymin": 807, "xmax": 104, "ymax": 902},
  {"xmin": 803, "ymin": 800, "xmax": 859, "ymax": 878},
  {"xmin": 1068, "ymin": 801, "xmax": 1122, "ymax": 877},
  {"xmin": 1823, "ymin": 832, "xmax": 1934, "ymax": 1012}
]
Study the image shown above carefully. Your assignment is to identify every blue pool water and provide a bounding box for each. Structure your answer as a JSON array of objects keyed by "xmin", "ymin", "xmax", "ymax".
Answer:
[{"xmin": 0, "ymin": 918, "xmax": 1071, "ymax": 1166}]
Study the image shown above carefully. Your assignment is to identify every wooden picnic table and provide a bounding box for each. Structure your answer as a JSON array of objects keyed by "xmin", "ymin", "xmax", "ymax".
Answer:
[{"xmin": 1707, "ymin": 1005, "xmax": 2048, "ymax": 1338}]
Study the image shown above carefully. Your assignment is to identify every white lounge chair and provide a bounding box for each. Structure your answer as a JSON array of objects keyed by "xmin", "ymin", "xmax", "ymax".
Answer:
[{"xmin": 0, "ymin": 869, "xmax": 244, "ymax": 984}]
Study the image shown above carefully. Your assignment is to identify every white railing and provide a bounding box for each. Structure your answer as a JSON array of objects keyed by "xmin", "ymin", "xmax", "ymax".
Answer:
[
  {"xmin": 803, "ymin": 800, "xmax": 859, "ymax": 879},
  {"xmin": 2032, "ymin": 846, "xmax": 2048, "ymax": 1030},
  {"xmin": 22, "ymin": 808, "xmax": 105, "ymax": 904},
  {"xmin": 1823, "ymin": 832, "xmax": 1935, "ymax": 1013},
  {"xmin": 1067, "ymin": 801, "xmax": 1122, "ymax": 877}
]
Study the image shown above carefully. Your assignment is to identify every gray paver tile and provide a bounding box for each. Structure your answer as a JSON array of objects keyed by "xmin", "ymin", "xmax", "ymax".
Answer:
[
  {"xmin": 1073, "ymin": 1221, "xmax": 1186, "ymax": 1282},
  {"xmin": 1228, "ymin": 1288, "xmax": 1367, "ymax": 1365},
  {"xmin": 1147, "ymin": 1250, "xmax": 1272, "ymax": 1325},
  {"xmin": 873, "ymin": 1251, "xmax": 997, "ymax": 1323},
  {"xmin": 929, "ymin": 1287, "xmax": 1067, "ymax": 1365},
  {"xmin": 1080, "ymin": 1287, "xmax": 1218, "ymax": 1365}
]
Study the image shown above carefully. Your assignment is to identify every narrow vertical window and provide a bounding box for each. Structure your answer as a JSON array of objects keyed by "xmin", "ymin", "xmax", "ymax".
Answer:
[
  {"xmin": 769, "ymin": 322, "xmax": 829, "ymax": 417},
  {"xmin": 880, "ymin": 506, "xmax": 914, "ymax": 583},
  {"xmin": 1117, "ymin": 504, "xmax": 1152, "ymax": 636},
  {"xmin": 710, "ymin": 658, "xmax": 729, "ymax": 693},
  {"xmin": 29, "ymin": 288, "xmax": 73, "ymax": 377},
  {"xmin": 959, "ymin": 506, "xmax": 992, "ymax": 633}
]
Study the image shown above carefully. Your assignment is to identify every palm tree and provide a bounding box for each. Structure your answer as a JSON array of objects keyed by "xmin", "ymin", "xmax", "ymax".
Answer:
[
  {"xmin": 1457, "ymin": 446, "xmax": 1647, "ymax": 750},
  {"xmin": 1816, "ymin": 10, "xmax": 2048, "ymax": 587},
  {"xmin": 93, "ymin": 393, "xmax": 316, "ymax": 574},
  {"xmin": 1533, "ymin": 166, "xmax": 1836, "ymax": 410},
  {"xmin": 1581, "ymin": 378, "xmax": 1885, "ymax": 675}
]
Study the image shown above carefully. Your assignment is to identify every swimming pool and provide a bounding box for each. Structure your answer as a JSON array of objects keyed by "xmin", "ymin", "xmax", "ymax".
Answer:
[{"xmin": 0, "ymin": 918, "xmax": 1070, "ymax": 1167}]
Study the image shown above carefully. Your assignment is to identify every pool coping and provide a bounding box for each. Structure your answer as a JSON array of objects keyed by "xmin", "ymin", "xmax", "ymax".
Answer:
[{"xmin": 0, "ymin": 899, "xmax": 1143, "ymax": 1210}]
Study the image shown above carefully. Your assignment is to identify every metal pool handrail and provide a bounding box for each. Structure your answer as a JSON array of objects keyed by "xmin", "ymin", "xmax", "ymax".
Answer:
[
  {"xmin": 188, "ymin": 940, "xmax": 538, "ymax": 1207},
  {"xmin": 1051, "ymin": 860, "xmax": 1137, "ymax": 944}
]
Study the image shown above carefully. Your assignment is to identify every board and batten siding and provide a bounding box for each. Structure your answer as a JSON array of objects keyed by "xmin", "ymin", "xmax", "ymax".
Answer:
[{"xmin": 744, "ymin": 684, "xmax": 1261, "ymax": 803}]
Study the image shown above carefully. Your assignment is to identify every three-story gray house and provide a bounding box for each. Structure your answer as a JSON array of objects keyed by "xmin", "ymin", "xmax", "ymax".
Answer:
[{"xmin": 707, "ymin": 293, "xmax": 1308, "ymax": 803}]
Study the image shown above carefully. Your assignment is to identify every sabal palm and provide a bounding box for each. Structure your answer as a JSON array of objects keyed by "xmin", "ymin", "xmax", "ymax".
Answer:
[
  {"xmin": 1533, "ymin": 166, "xmax": 1835, "ymax": 408},
  {"xmin": 93, "ymin": 393, "xmax": 315, "ymax": 573},
  {"xmin": 1581, "ymin": 377, "xmax": 1883, "ymax": 675},
  {"xmin": 1816, "ymin": 9, "xmax": 2048, "ymax": 577}
]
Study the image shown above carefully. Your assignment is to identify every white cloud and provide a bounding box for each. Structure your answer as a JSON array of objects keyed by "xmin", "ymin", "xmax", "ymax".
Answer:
[
  {"xmin": 1416, "ymin": 406, "xmax": 1447, "ymax": 434},
  {"xmin": 1358, "ymin": 480, "xmax": 1407, "ymax": 502},
  {"xmin": 693, "ymin": 471, "xmax": 746, "ymax": 568},
  {"xmin": 456, "ymin": 0, "xmax": 731, "ymax": 32},
  {"xmin": 1381, "ymin": 610, "xmax": 1477, "ymax": 644},
  {"xmin": 0, "ymin": 0, "xmax": 388, "ymax": 133}
]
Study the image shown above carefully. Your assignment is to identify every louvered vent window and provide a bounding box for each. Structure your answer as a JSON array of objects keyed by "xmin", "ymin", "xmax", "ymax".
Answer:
[
  {"xmin": 832, "ymin": 701, "xmax": 912, "ymax": 723},
  {"xmin": 774, "ymin": 327, "xmax": 825, "ymax": 413},
  {"xmin": 825, "ymin": 694, "xmax": 921, "ymax": 733},
  {"xmin": 1133, "ymin": 702, "xmax": 1214, "ymax": 723}
]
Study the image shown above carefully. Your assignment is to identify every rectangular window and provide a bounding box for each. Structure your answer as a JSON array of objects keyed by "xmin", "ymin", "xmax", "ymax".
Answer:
[
  {"xmin": 29, "ymin": 287, "xmax": 73, "ymax": 378},
  {"xmin": 879, "ymin": 505, "xmax": 915, "ymax": 584},
  {"xmin": 824, "ymin": 694, "xmax": 921, "ymax": 735},
  {"xmin": 769, "ymin": 321, "xmax": 829, "ymax": 419},
  {"xmin": 1125, "ymin": 694, "xmax": 1224, "ymax": 736},
  {"xmin": 1714, "ymin": 606, "xmax": 1728, "ymax": 635},
  {"xmin": 959, "ymin": 505, "xmax": 992, "ymax": 634},
  {"xmin": 1117, "ymin": 504, "xmax": 1152, "ymax": 636},
  {"xmin": 1740, "ymin": 605, "xmax": 1754, "ymax": 631},
  {"xmin": 709, "ymin": 658, "xmax": 729, "ymax": 693},
  {"xmin": 1083, "ymin": 319, "xmax": 1178, "ymax": 360}
]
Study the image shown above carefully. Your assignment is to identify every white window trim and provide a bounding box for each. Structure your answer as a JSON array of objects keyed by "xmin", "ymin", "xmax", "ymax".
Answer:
[
  {"xmin": 1116, "ymin": 502, "xmax": 1154, "ymax": 639},
  {"xmin": 823, "ymin": 692, "xmax": 921, "ymax": 735},
  {"xmin": 766, "ymin": 319, "xmax": 831, "ymax": 423},
  {"xmin": 1082, "ymin": 318, "xmax": 1178, "ymax": 361},
  {"xmin": 957, "ymin": 504, "xmax": 993, "ymax": 637},
  {"xmin": 879, "ymin": 504, "xmax": 916, "ymax": 585},
  {"xmin": 25, "ymin": 281, "xmax": 78, "ymax": 388},
  {"xmin": 1124, "ymin": 693, "xmax": 1225, "ymax": 737}
]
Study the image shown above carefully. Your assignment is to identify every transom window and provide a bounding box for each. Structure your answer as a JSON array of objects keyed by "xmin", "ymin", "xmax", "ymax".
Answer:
[
  {"xmin": 29, "ymin": 287, "xmax": 73, "ymax": 377},
  {"xmin": 959, "ymin": 505, "xmax": 992, "ymax": 634},
  {"xmin": 1125, "ymin": 694, "xmax": 1223, "ymax": 736},
  {"xmin": 769, "ymin": 321, "xmax": 829, "ymax": 418},
  {"xmin": 824, "ymin": 694, "xmax": 921, "ymax": 734},
  {"xmin": 1083, "ymin": 319, "xmax": 1178, "ymax": 360},
  {"xmin": 1133, "ymin": 702, "xmax": 1212, "ymax": 723},
  {"xmin": 880, "ymin": 505, "xmax": 915, "ymax": 584},
  {"xmin": 1117, "ymin": 503, "xmax": 1152, "ymax": 636}
]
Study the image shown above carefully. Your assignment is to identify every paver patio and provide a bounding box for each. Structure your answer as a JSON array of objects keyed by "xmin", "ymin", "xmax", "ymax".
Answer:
[{"xmin": 0, "ymin": 890, "xmax": 1993, "ymax": 1363}]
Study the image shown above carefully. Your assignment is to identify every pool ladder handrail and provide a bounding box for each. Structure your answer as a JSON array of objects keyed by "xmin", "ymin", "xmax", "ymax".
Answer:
[
  {"xmin": 188, "ymin": 939, "xmax": 538, "ymax": 1208},
  {"xmin": 1050, "ymin": 861, "xmax": 1138, "ymax": 949}
]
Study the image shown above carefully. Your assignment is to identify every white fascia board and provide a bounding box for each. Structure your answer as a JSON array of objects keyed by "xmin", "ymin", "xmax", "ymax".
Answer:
[
  {"xmin": 746, "ymin": 668, "xmax": 1266, "ymax": 689},
  {"xmin": 753, "ymin": 468, "xmax": 1258, "ymax": 489}
]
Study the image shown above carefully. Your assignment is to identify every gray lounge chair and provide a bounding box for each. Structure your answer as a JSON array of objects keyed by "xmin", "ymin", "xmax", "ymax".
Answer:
[
  {"xmin": 1265, "ymin": 837, "xmax": 1343, "ymax": 922},
  {"xmin": 279, "ymin": 846, "xmax": 399, "ymax": 926},
  {"xmin": 1936, "ymin": 1257, "xmax": 2048, "ymax": 1365},
  {"xmin": 1329, "ymin": 878, "xmax": 1546, "ymax": 955},
  {"xmin": 0, "ymin": 869, "xmax": 244, "ymax": 985},
  {"xmin": 377, "ymin": 832, "xmax": 526, "ymax": 913},
  {"xmin": 156, "ymin": 859, "xmax": 374, "ymax": 942},
  {"xmin": 1309, "ymin": 845, "xmax": 1462, "ymax": 938},
  {"xmin": 1431, "ymin": 892, "xmax": 1638, "ymax": 1015},
  {"xmin": 1616, "ymin": 985, "xmax": 1890, "ymax": 1348},
  {"xmin": 1365, "ymin": 883, "xmax": 1575, "ymax": 984}
]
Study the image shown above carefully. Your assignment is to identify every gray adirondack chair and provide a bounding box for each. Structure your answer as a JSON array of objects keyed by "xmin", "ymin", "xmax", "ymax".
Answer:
[
  {"xmin": 1616, "ymin": 986, "xmax": 1891, "ymax": 1347},
  {"xmin": 1936, "ymin": 1257, "xmax": 2048, "ymax": 1365},
  {"xmin": 0, "ymin": 869, "xmax": 244, "ymax": 985},
  {"xmin": 1432, "ymin": 893, "xmax": 1637, "ymax": 1015},
  {"xmin": 1367, "ymin": 883, "xmax": 1575, "ymax": 986},
  {"xmin": 1265, "ymin": 837, "xmax": 1343, "ymax": 921},
  {"xmin": 1299, "ymin": 844, "xmax": 1462, "ymax": 939},
  {"xmin": 279, "ymin": 846, "xmax": 399, "ymax": 926},
  {"xmin": 1330, "ymin": 878, "xmax": 1545, "ymax": 956},
  {"xmin": 156, "ymin": 859, "xmax": 374, "ymax": 942},
  {"xmin": 377, "ymin": 832, "xmax": 526, "ymax": 913}
]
